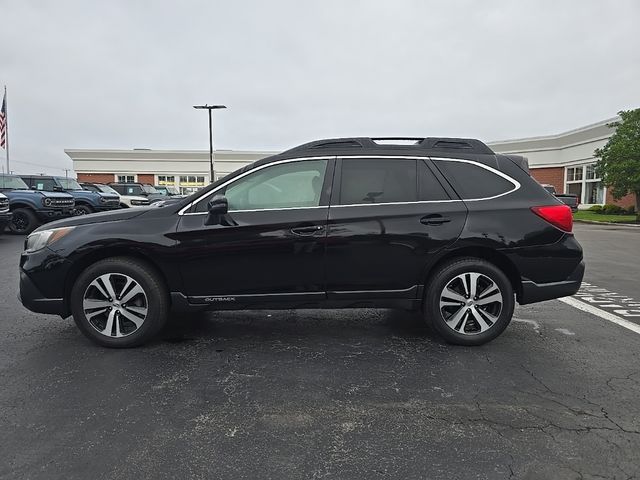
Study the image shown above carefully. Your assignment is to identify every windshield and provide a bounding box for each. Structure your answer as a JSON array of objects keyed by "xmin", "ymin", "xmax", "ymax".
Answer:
[
  {"xmin": 141, "ymin": 185, "xmax": 158, "ymax": 194},
  {"xmin": 96, "ymin": 185, "xmax": 119, "ymax": 195},
  {"xmin": 0, "ymin": 176, "xmax": 29, "ymax": 190},
  {"xmin": 58, "ymin": 178, "xmax": 83, "ymax": 190},
  {"xmin": 166, "ymin": 186, "xmax": 180, "ymax": 195}
]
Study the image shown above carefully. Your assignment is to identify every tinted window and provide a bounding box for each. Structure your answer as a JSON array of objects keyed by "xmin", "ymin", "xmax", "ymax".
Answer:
[
  {"xmin": 30, "ymin": 178, "xmax": 57, "ymax": 191},
  {"xmin": 339, "ymin": 159, "xmax": 416, "ymax": 205},
  {"xmin": 434, "ymin": 160, "xmax": 514, "ymax": 199},
  {"xmin": 126, "ymin": 186, "xmax": 144, "ymax": 195},
  {"xmin": 196, "ymin": 160, "xmax": 328, "ymax": 212},
  {"xmin": 418, "ymin": 160, "xmax": 450, "ymax": 201}
]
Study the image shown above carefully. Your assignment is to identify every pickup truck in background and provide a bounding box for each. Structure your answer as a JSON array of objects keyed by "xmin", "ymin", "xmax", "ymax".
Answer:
[
  {"xmin": 20, "ymin": 175, "xmax": 121, "ymax": 215},
  {"xmin": 0, "ymin": 193, "xmax": 11, "ymax": 233},
  {"xmin": 0, "ymin": 174, "xmax": 75, "ymax": 234},
  {"xmin": 541, "ymin": 184, "xmax": 579, "ymax": 212}
]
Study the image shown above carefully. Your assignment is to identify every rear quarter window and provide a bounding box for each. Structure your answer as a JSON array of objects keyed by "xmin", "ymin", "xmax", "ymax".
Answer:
[{"xmin": 433, "ymin": 160, "xmax": 516, "ymax": 200}]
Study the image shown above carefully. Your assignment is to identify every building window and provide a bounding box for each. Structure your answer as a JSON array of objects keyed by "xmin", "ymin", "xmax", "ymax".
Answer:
[
  {"xmin": 565, "ymin": 163, "xmax": 604, "ymax": 205},
  {"xmin": 116, "ymin": 174, "xmax": 136, "ymax": 183},
  {"xmin": 177, "ymin": 174, "xmax": 207, "ymax": 195},
  {"xmin": 157, "ymin": 175, "xmax": 175, "ymax": 185}
]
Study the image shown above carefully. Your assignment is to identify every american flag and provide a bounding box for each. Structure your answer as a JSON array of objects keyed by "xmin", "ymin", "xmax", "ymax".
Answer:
[{"xmin": 0, "ymin": 91, "xmax": 6, "ymax": 149}]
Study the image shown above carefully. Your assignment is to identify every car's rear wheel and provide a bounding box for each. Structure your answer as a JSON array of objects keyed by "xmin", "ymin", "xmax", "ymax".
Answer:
[
  {"xmin": 70, "ymin": 257, "xmax": 169, "ymax": 348},
  {"xmin": 424, "ymin": 257, "xmax": 514, "ymax": 346},
  {"xmin": 9, "ymin": 208, "xmax": 38, "ymax": 234}
]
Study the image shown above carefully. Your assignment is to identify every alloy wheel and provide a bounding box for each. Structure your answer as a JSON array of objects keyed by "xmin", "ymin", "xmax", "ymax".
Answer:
[
  {"xmin": 83, "ymin": 273, "xmax": 148, "ymax": 338},
  {"xmin": 12, "ymin": 213, "xmax": 28, "ymax": 232},
  {"xmin": 439, "ymin": 272, "xmax": 503, "ymax": 335}
]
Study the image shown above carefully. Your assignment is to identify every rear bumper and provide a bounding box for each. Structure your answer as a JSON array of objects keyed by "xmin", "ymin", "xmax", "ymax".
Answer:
[{"xmin": 519, "ymin": 260, "xmax": 585, "ymax": 305}]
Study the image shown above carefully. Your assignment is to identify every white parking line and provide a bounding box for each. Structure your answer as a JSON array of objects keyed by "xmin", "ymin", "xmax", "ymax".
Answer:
[{"xmin": 559, "ymin": 296, "xmax": 640, "ymax": 335}]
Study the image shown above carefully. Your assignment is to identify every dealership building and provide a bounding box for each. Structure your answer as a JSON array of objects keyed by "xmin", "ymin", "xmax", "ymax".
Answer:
[{"xmin": 66, "ymin": 116, "xmax": 635, "ymax": 208}]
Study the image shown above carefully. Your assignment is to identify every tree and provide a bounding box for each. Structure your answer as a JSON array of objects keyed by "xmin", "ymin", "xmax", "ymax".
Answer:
[{"xmin": 594, "ymin": 108, "xmax": 640, "ymax": 221}]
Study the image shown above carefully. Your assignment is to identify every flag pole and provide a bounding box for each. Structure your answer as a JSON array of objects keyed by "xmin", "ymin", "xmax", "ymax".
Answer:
[{"xmin": 4, "ymin": 86, "xmax": 9, "ymax": 174}]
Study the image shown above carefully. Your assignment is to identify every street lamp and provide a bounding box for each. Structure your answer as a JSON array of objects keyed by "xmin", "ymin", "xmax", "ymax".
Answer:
[{"xmin": 193, "ymin": 104, "xmax": 227, "ymax": 183}]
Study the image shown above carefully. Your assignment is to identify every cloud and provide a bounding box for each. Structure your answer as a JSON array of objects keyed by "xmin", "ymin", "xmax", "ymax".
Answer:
[{"xmin": 1, "ymin": 0, "xmax": 638, "ymax": 174}]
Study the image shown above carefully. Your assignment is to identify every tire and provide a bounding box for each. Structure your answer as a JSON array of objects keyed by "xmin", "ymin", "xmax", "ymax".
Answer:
[
  {"xmin": 424, "ymin": 257, "xmax": 515, "ymax": 346},
  {"xmin": 70, "ymin": 257, "xmax": 169, "ymax": 348},
  {"xmin": 73, "ymin": 204, "xmax": 93, "ymax": 216},
  {"xmin": 9, "ymin": 208, "xmax": 39, "ymax": 235}
]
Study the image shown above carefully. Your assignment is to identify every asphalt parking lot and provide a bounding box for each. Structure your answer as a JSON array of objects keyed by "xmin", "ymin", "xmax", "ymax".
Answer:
[{"xmin": 0, "ymin": 223, "xmax": 639, "ymax": 480}]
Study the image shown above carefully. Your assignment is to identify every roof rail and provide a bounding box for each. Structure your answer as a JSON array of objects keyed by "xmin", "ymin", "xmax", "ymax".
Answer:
[{"xmin": 284, "ymin": 137, "xmax": 494, "ymax": 155}]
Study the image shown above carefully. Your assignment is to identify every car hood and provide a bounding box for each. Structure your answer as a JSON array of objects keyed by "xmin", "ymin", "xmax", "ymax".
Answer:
[
  {"xmin": 34, "ymin": 207, "xmax": 149, "ymax": 231},
  {"xmin": 10, "ymin": 190, "xmax": 74, "ymax": 199},
  {"xmin": 69, "ymin": 190, "xmax": 118, "ymax": 200}
]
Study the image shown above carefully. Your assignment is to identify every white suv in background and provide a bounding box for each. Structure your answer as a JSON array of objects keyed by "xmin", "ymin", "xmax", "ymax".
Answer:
[{"xmin": 80, "ymin": 183, "xmax": 150, "ymax": 208}]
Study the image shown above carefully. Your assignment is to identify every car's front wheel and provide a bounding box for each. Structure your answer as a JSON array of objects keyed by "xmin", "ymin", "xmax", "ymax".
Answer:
[
  {"xmin": 70, "ymin": 257, "xmax": 169, "ymax": 348},
  {"xmin": 424, "ymin": 257, "xmax": 514, "ymax": 346},
  {"xmin": 73, "ymin": 205, "xmax": 93, "ymax": 216},
  {"xmin": 9, "ymin": 208, "xmax": 38, "ymax": 234}
]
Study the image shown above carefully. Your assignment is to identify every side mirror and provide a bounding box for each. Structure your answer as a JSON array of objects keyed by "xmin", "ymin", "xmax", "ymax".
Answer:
[
  {"xmin": 53, "ymin": 185, "xmax": 65, "ymax": 192},
  {"xmin": 205, "ymin": 194, "xmax": 229, "ymax": 225}
]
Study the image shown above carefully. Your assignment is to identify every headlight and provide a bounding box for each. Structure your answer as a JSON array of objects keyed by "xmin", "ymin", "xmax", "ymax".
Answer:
[
  {"xmin": 25, "ymin": 227, "xmax": 76, "ymax": 253},
  {"xmin": 99, "ymin": 196, "xmax": 107, "ymax": 203},
  {"xmin": 42, "ymin": 197, "xmax": 52, "ymax": 207}
]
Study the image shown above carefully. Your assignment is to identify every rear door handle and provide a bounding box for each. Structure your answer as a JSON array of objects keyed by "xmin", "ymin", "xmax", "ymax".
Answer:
[
  {"xmin": 290, "ymin": 225, "xmax": 325, "ymax": 236},
  {"xmin": 420, "ymin": 214, "xmax": 451, "ymax": 226}
]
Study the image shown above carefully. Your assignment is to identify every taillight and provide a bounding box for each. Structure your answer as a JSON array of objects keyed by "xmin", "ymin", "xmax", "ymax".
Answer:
[{"xmin": 531, "ymin": 204, "xmax": 573, "ymax": 233}]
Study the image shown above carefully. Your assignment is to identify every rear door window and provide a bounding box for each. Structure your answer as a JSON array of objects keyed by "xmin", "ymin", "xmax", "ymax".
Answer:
[
  {"xmin": 433, "ymin": 160, "xmax": 516, "ymax": 199},
  {"xmin": 338, "ymin": 158, "xmax": 416, "ymax": 205}
]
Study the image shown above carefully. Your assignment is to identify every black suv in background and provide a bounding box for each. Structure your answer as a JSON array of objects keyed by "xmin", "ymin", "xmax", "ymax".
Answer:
[
  {"xmin": 19, "ymin": 137, "xmax": 584, "ymax": 348},
  {"xmin": 108, "ymin": 182, "xmax": 165, "ymax": 203}
]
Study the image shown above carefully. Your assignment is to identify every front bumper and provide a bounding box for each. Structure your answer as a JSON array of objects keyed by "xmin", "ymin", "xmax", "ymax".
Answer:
[
  {"xmin": 19, "ymin": 269, "xmax": 70, "ymax": 317},
  {"xmin": 0, "ymin": 211, "xmax": 12, "ymax": 231},
  {"xmin": 36, "ymin": 207, "xmax": 75, "ymax": 222},
  {"xmin": 519, "ymin": 260, "xmax": 585, "ymax": 305}
]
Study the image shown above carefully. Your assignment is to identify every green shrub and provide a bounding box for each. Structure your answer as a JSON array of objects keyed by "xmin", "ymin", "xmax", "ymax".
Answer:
[
  {"xmin": 601, "ymin": 204, "xmax": 625, "ymax": 215},
  {"xmin": 626, "ymin": 205, "xmax": 636, "ymax": 215},
  {"xmin": 588, "ymin": 205, "xmax": 603, "ymax": 213}
]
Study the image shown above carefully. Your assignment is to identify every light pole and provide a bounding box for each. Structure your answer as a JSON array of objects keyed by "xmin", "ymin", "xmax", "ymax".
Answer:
[{"xmin": 193, "ymin": 104, "xmax": 226, "ymax": 183}]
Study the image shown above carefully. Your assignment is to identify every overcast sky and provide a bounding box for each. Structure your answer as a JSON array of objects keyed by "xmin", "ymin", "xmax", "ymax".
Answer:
[{"xmin": 1, "ymin": 0, "xmax": 638, "ymax": 174}]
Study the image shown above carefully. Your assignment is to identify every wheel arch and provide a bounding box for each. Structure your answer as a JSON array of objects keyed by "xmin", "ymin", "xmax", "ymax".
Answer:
[
  {"xmin": 424, "ymin": 246, "xmax": 523, "ymax": 302},
  {"xmin": 64, "ymin": 247, "xmax": 173, "ymax": 312}
]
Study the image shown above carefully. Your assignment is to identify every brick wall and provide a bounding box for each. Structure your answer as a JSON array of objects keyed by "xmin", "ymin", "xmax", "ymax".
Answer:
[
  {"xmin": 137, "ymin": 174, "xmax": 155, "ymax": 185},
  {"xmin": 77, "ymin": 173, "xmax": 115, "ymax": 184},
  {"xmin": 605, "ymin": 190, "xmax": 636, "ymax": 209},
  {"xmin": 530, "ymin": 167, "xmax": 564, "ymax": 193}
]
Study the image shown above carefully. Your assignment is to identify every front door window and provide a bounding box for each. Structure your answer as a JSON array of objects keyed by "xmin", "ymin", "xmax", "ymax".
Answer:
[{"xmin": 195, "ymin": 160, "xmax": 328, "ymax": 212}]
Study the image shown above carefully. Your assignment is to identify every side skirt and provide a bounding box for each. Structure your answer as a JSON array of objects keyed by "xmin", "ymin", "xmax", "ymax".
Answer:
[{"xmin": 170, "ymin": 286, "xmax": 424, "ymax": 313}]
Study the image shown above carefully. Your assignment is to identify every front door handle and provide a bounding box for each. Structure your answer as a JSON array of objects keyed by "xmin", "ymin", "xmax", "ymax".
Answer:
[
  {"xmin": 290, "ymin": 225, "xmax": 325, "ymax": 236},
  {"xmin": 420, "ymin": 214, "xmax": 451, "ymax": 226}
]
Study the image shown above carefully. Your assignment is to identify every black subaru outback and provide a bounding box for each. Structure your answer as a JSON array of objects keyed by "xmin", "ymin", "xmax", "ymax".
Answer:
[{"xmin": 19, "ymin": 137, "xmax": 584, "ymax": 348}]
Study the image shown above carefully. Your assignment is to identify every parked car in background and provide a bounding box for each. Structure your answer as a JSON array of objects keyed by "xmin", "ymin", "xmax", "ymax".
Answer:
[
  {"xmin": 108, "ymin": 182, "xmax": 165, "ymax": 204},
  {"xmin": 541, "ymin": 184, "xmax": 579, "ymax": 212},
  {"xmin": 0, "ymin": 174, "xmax": 75, "ymax": 234},
  {"xmin": 0, "ymin": 192, "xmax": 11, "ymax": 233},
  {"xmin": 154, "ymin": 185, "xmax": 186, "ymax": 198},
  {"xmin": 80, "ymin": 182, "xmax": 150, "ymax": 208},
  {"xmin": 19, "ymin": 136, "xmax": 584, "ymax": 348},
  {"xmin": 20, "ymin": 175, "xmax": 120, "ymax": 215}
]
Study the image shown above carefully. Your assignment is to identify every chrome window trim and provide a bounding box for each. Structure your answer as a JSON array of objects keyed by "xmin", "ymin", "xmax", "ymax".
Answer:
[
  {"xmin": 338, "ymin": 155, "xmax": 521, "ymax": 203},
  {"xmin": 179, "ymin": 156, "xmax": 334, "ymax": 216},
  {"xmin": 178, "ymin": 154, "xmax": 521, "ymax": 216},
  {"xmin": 428, "ymin": 156, "xmax": 521, "ymax": 201}
]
